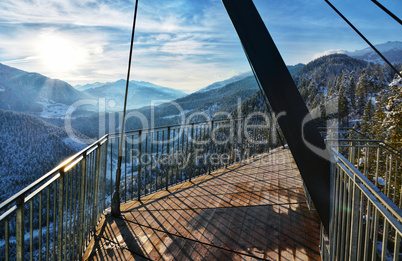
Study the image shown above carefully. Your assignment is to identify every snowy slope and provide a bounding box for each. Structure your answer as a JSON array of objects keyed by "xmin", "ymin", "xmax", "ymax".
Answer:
[
  {"xmin": 79, "ymin": 79, "xmax": 187, "ymax": 111},
  {"xmin": 196, "ymin": 71, "xmax": 254, "ymax": 93},
  {"xmin": 196, "ymin": 65, "xmax": 304, "ymax": 94},
  {"xmin": 0, "ymin": 63, "xmax": 87, "ymax": 115},
  {"xmin": 0, "ymin": 110, "xmax": 84, "ymax": 202},
  {"xmin": 342, "ymin": 41, "xmax": 402, "ymax": 64}
]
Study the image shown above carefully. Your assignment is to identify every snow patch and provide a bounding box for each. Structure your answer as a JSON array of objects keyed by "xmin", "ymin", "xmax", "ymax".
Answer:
[
  {"xmin": 162, "ymin": 110, "xmax": 190, "ymax": 119},
  {"xmin": 37, "ymin": 100, "xmax": 70, "ymax": 119},
  {"xmin": 373, "ymin": 177, "xmax": 386, "ymax": 186},
  {"xmin": 389, "ymin": 77, "xmax": 402, "ymax": 88}
]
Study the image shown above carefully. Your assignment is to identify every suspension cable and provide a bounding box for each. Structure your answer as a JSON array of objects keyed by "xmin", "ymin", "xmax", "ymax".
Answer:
[
  {"xmin": 371, "ymin": 0, "xmax": 402, "ymax": 25},
  {"xmin": 324, "ymin": 0, "xmax": 402, "ymax": 78},
  {"xmin": 112, "ymin": 0, "xmax": 139, "ymax": 217}
]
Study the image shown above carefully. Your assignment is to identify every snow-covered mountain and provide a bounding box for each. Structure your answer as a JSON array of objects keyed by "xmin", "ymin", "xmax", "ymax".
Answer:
[
  {"xmin": 77, "ymin": 79, "xmax": 187, "ymax": 111},
  {"xmin": 196, "ymin": 65, "xmax": 304, "ymax": 94},
  {"xmin": 196, "ymin": 71, "xmax": 254, "ymax": 93},
  {"xmin": 340, "ymin": 41, "xmax": 402, "ymax": 64},
  {"xmin": 0, "ymin": 63, "xmax": 87, "ymax": 117}
]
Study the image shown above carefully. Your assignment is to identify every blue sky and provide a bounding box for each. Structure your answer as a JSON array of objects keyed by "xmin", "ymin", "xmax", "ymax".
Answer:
[{"xmin": 0, "ymin": 0, "xmax": 401, "ymax": 91}]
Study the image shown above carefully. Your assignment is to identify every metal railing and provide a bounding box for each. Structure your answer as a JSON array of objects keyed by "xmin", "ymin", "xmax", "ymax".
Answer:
[
  {"xmin": 0, "ymin": 115, "xmax": 280, "ymax": 260},
  {"xmin": 0, "ymin": 135, "xmax": 109, "ymax": 260},
  {"xmin": 321, "ymin": 148, "xmax": 402, "ymax": 260},
  {"xmin": 7, "ymin": 118, "xmax": 400, "ymax": 260},
  {"xmin": 327, "ymin": 138, "xmax": 402, "ymax": 208},
  {"xmin": 106, "ymin": 116, "xmax": 279, "ymax": 204}
]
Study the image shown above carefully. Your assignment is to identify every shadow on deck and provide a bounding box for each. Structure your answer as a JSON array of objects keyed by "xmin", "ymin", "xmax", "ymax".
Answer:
[{"xmin": 84, "ymin": 148, "xmax": 321, "ymax": 260}]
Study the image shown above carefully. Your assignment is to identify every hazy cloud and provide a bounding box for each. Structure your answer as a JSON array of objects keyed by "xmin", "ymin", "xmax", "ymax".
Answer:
[{"xmin": 0, "ymin": 0, "xmax": 400, "ymax": 91}]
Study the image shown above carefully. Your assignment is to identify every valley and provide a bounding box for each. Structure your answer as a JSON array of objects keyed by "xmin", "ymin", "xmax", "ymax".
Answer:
[{"xmin": 0, "ymin": 41, "xmax": 401, "ymax": 205}]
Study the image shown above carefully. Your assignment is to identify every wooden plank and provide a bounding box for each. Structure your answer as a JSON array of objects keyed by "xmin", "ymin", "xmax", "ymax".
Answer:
[{"xmin": 85, "ymin": 149, "xmax": 321, "ymax": 260}]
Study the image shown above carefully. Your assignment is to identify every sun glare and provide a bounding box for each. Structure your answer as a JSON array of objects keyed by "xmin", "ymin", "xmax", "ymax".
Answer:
[{"xmin": 36, "ymin": 35, "xmax": 87, "ymax": 73}]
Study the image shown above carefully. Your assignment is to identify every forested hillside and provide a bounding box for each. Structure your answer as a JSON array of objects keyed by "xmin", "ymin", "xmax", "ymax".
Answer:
[
  {"xmin": 240, "ymin": 54, "xmax": 402, "ymax": 148},
  {"xmin": 0, "ymin": 110, "xmax": 79, "ymax": 202},
  {"xmin": 1, "ymin": 52, "xmax": 401, "ymax": 205},
  {"xmin": 66, "ymin": 75, "xmax": 260, "ymax": 140}
]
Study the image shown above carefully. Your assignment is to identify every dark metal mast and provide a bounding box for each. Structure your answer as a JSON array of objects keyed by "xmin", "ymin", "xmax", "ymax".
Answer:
[
  {"xmin": 111, "ymin": 0, "xmax": 140, "ymax": 217},
  {"xmin": 222, "ymin": 0, "xmax": 331, "ymax": 232}
]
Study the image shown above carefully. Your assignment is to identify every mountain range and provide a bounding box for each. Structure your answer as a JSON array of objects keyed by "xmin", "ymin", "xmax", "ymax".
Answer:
[
  {"xmin": 335, "ymin": 41, "xmax": 402, "ymax": 64},
  {"xmin": 77, "ymin": 79, "xmax": 187, "ymax": 111},
  {"xmin": 0, "ymin": 64, "xmax": 188, "ymax": 118},
  {"xmin": 0, "ymin": 40, "xmax": 401, "ymax": 219},
  {"xmin": 0, "ymin": 63, "xmax": 85, "ymax": 113}
]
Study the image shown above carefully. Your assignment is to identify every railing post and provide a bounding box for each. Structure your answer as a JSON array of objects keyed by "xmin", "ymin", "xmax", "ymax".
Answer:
[
  {"xmin": 151, "ymin": 132, "xmax": 154, "ymax": 193},
  {"xmin": 138, "ymin": 130, "xmax": 142, "ymax": 201},
  {"xmin": 229, "ymin": 118, "xmax": 234, "ymax": 165},
  {"xmin": 329, "ymin": 159, "xmax": 336, "ymax": 261},
  {"xmin": 78, "ymin": 153, "xmax": 86, "ymax": 259},
  {"xmin": 387, "ymin": 154, "xmax": 393, "ymax": 198},
  {"xmin": 111, "ymin": 134, "xmax": 124, "ymax": 217},
  {"xmin": 166, "ymin": 127, "xmax": 170, "ymax": 190},
  {"xmin": 209, "ymin": 121, "xmax": 214, "ymax": 175},
  {"xmin": 375, "ymin": 146, "xmax": 380, "ymax": 187},
  {"xmin": 5, "ymin": 216, "xmax": 9, "ymax": 261},
  {"xmin": 349, "ymin": 178, "xmax": 361, "ymax": 260},
  {"xmin": 349, "ymin": 141, "xmax": 355, "ymax": 165},
  {"xmin": 93, "ymin": 145, "xmax": 101, "ymax": 224},
  {"xmin": 16, "ymin": 195, "xmax": 25, "ymax": 261},
  {"xmin": 241, "ymin": 119, "xmax": 244, "ymax": 162},
  {"xmin": 189, "ymin": 124, "xmax": 194, "ymax": 182},
  {"xmin": 57, "ymin": 170, "xmax": 65, "ymax": 259}
]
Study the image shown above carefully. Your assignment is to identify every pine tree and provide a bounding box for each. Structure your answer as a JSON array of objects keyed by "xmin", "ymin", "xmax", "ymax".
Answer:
[
  {"xmin": 382, "ymin": 76, "xmax": 402, "ymax": 149},
  {"xmin": 348, "ymin": 71, "xmax": 358, "ymax": 110},
  {"xmin": 356, "ymin": 73, "xmax": 369, "ymax": 116},
  {"xmin": 338, "ymin": 86, "xmax": 349, "ymax": 127},
  {"xmin": 361, "ymin": 99, "xmax": 375, "ymax": 136},
  {"xmin": 372, "ymin": 107, "xmax": 386, "ymax": 140}
]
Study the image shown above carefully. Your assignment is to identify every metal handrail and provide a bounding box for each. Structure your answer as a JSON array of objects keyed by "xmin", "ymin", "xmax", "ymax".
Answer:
[
  {"xmin": 321, "ymin": 147, "xmax": 402, "ymax": 260},
  {"xmin": 0, "ymin": 134, "xmax": 110, "ymax": 260},
  {"xmin": 320, "ymin": 127, "xmax": 401, "ymax": 156},
  {"xmin": 108, "ymin": 116, "xmax": 253, "ymax": 136},
  {"xmin": 0, "ymin": 135, "xmax": 108, "ymax": 213},
  {"xmin": 332, "ymin": 148, "xmax": 402, "ymax": 221},
  {"xmin": 0, "ymin": 115, "xmax": 279, "ymax": 260},
  {"xmin": 327, "ymin": 138, "xmax": 402, "ymax": 209}
]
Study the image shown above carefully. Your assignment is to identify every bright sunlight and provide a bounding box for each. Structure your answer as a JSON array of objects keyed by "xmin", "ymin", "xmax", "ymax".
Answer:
[{"xmin": 36, "ymin": 34, "xmax": 87, "ymax": 73}]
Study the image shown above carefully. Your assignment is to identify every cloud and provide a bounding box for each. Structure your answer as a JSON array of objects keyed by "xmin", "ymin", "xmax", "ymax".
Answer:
[
  {"xmin": 1, "ymin": 0, "xmax": 400, "ymax": 91},
  {"xmin": 0, "ymin": 0, "xmax": 133, "ymax": 28},
  {"xmin": 0, "ymin": 0, "xmax": 250, "ymax": 91},
  {"xmin": 312, "ymin": 49, "xmax": 346, "ymax": 60}
]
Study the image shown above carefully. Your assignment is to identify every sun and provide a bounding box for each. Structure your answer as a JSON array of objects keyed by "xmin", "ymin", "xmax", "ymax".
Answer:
[{"xmin": 36, "ymin": 34, "xmax": 87, "ymax": 73}]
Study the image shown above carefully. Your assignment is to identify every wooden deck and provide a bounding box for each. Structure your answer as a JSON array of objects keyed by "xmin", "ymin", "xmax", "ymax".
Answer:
[{"xmin": 84, "ymin": 148, "xmax": 321, "ymax": 260}]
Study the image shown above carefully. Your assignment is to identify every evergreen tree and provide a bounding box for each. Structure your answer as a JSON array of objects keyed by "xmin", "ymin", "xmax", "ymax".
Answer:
[
  {"xmin": 372, "ymin": 107, "xmax": 386, "ymax": 140},
  {"xmin": 382, "ymin": 76, "xmax": 402, "ymax": 149},
  {"xmin": 356, "ymin": 73, "xmax": 369, "ymax": 116},
  {"xmin": 361, "ymin": 99, "xmax": 375, "ymax": 136},
  {"xmin": 338, "ymin": 86, "xmax": 349, "ymax": 126},
  {"xmin": 348, "ymin": 71, "xmax": 358, "ymax": 110}
]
